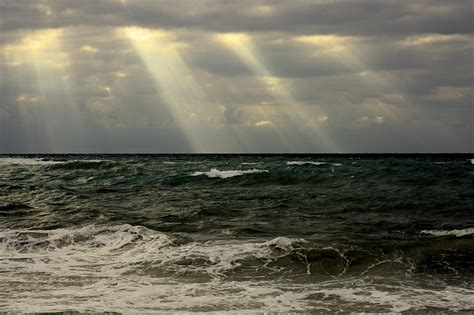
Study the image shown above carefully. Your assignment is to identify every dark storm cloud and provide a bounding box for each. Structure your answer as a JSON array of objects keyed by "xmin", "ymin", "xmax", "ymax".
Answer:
[
  {"xmin": 1, "ymin": 0, "xmax": 471, "ymax": 36},
  {"xmin": 1, "ymin": 0, "xmax": 472, "ymax": 153}
]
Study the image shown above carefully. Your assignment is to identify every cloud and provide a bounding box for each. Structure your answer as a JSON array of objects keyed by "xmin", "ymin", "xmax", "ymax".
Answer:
[
  {"xmin": 222, "ymin": 105, "xmax": 245, "ymax": 125},
  {"xmin": 113, "ymin": 71, "xmax": 128, "ymax": 77},
  {"xmin": 255, "ymin": 120, "xmax": 273, "ymax": 127},
  {"xmin": 317, "ymin": 115, "xmax": 328, "ymax": 123},
  {"xmin": 0, "ymin": 1, "xmax": 471, "ymax": 36},
  {"xmin": 375, "ymin": 116, "xmax": 384, "ymax": 124},
  {"xmin": 0, "ymin": 0, "xmax": 472, "ymax": 152},
  {"xmin": 80, "ymin": 45, "xmax": 99, "ymax": 53}
]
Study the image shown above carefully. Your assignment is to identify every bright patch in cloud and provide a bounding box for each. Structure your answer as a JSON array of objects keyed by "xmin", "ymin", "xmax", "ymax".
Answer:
[
  {"xmin": 318, "ymin": 115, "xmax": 328, "ymax": 123},
  {"xmin": 255, "ymin": 120, "xmax": 273, "ymax": 127},
  {"xmin": 402, "ymin": 34, "xmax": 469, "ymax": 46},
  {"xmin": 16, "ymin": 94, "xmax": 40, "ymax": 104},
  {"xmin": 114, "ymin": 71, "xmax": 128, "ymax": 78},
  {"xmin": 123, "ymin": 27, "xmax": 188, "ymax": 54},
  {"xmin": 295, "ymin": 35, "xmax": 353, "ymax": 48},
  {"xmin": 215, "ymin": 33, "xmax": 251, "ymax": 46},
  {"xmin": 2, "ymin": 29, "xmax": 67, "ymax": 66},
  {"xmin": 261, "ymin": 76, "xmax": 281, "ymax": 92},
  {"xmin": 80, "ymin": 45, "xmax": 99, "ymax": 53},
  {"xmin": 357, "ymin": 116, "xmax": 384, "ymax": 126},
  {"xmin": 124, "ymin": 27, "xmax": 171, "ymax": 42}
]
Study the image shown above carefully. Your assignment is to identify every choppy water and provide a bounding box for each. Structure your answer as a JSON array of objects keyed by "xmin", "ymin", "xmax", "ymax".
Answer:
[{"xmin": 0, "ymin": 154, "xmax": 473, "ymax": 313}]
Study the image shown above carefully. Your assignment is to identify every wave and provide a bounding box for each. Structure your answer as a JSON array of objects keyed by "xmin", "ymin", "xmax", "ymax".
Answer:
[
  {"xmin": 287, "ymin": 161, "xmax": 342, "ymax": 166},
  {"xmin": 0, "ymin": 224, "xmax": 308, "ymax": 280},
  {"xmin": 0, "ymin": 157, "xmax": 65, "ymax": 165},
  {"xmin": 191, "ymin": 168, "xmax": 268, "ymax": 179},
  {"xmin": 421, "ymin": 228, "xmax": 474, "ymax": 237},
  {"xmin": 45, "ymin": 159, "xmax": 114, "ymax": 170},
  {"xmin": 0, "ymin": 158, "xmax": 109, "ymax": 167},
  {"xmin": 2, "ymin": 224, "xmax": 472, "ymax": 279},
  {"xmin": 1, "ymin": 224, "xmax": 473, "ymax": 312},
  {"xmin": 164, "ymin": 161, "xmax": 203, "ymax": 165}
]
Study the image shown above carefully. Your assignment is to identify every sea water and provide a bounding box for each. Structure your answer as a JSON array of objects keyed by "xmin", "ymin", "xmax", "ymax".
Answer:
[{"xmin": 0, "ymin": 154, "xmax": 473, "ymax": 312}]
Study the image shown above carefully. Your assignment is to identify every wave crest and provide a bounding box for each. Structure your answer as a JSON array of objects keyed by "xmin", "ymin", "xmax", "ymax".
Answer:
[
  {"xmin": 0, "ymin": 157, "xmax": 65, "ymax": 166},
  {"xmin": 287, "ymin": 161, "xmax": 342, "ymax": 166},
  {"xmin": 0, "ymin": 224, "xmax": 308, "ymax": 278},
  {"xmin": 0, "ymin": 158, "xmax": 109, "ymax": 167},
  {"xmin": 2, "ymin": 224, "xmax": 474, "ymax": 312},
  {"xmin": 191, "ymin": 168, "xmax": 269, "ymax": 179},
  {"xmin": 421, "ymin": 228, "xmax": 474, "ymax": 237}
]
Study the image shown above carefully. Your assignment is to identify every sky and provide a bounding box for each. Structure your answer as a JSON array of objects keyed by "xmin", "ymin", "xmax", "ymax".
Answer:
[{"xmin": 0, "ymin": 0, "xmax": 472, "ymax": 153}]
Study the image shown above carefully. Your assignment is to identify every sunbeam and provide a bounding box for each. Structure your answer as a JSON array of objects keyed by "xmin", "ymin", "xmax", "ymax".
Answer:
[
  {"xmin": 294, "ymin": 34, "xmax": 461, "ymax": 148},
  {"xmin": 215, "ymin": 33, "xmax": 340, "ymax": 152},
  {"xmin": 296, "ymin": 35, "xmax": 403, "ymax": 121},
  {"xmin": 2, "ymin": 29, "xmax": 85, "ymax": 151},
  {"xmin": 295, "ymin": 34, "xmax": 465, "ymax": 149},
  {"xmin": 123, "ymin": 27, "xmax": 246, "ymax": 152}
]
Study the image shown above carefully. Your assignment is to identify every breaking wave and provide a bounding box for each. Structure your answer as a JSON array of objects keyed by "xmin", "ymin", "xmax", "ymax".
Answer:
[
  {"xmin": 2, "ymin": 224, "xmax": 472, "ymax": 280},
  {"xmin": 1, "ymin": 224, "xmax": 473, "ymax": 312},
  {"xmin": 191, "ymin": 168, "xmax": 269, "ymax": 179},
  {"xmin": 287, "ymin": 161, "xmax": 342, "ymax": 166},
  {"xmin": 1, "ymin": 154, "xmax": 473, "ymax": 312},
  {"xmin": 0, "ymin": 157, "xmax": 65, "ymax": 166},
  {"xmin": 0, "ymin": 157, "xmax": 108, "ymax": 167},
  {"xmin": 421, "ymin": 228, "xmax": 474, "ymax": 237}
]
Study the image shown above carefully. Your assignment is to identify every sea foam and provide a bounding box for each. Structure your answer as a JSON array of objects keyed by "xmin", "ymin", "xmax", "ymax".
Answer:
[
  {"xmin": 191, "ymin": 168, "xmax": 268, "ymax": 178},
  {"xmin": 287, "ymin": 161, "xmax": 342, "ymax": 166},
  {"xmin": 1, "ymin": 224, "xmax": 473, "ymax": 313},
  {"xmin": 0, "ymin": 224, "xmax": 306, "ymax": 278},
  {"xmin": 421, "ymin": 228, "xmax": 474, "ymax": 237},
  {"xmin": 0, "ymin": 157, "xmax": 65, "ymax": 165},
  {"xmin": 0, "ymin": 158, "xmax": 107, "ymax": 166}
]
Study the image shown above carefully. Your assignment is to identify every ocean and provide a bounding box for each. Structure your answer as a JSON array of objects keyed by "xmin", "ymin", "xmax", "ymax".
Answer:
[{"xmin": 0, "ymin": 154, "xmax": 473, "ymax": 313}]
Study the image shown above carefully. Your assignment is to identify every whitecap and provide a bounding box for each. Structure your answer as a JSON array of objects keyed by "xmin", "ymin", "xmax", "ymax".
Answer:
[
  {"xmin": 1, "ymin": 225, "xmax": 473, "ymax": 313},
  {"xmin": 191, "ymin": 168, "xmax": 268, "ymax": 179},
  {"xmin": 421, "ymin": 227, "xmax": 474, "ymax": 237},
  {"xmin": 79, "ymin": 159, "xmax": 106, "ymax": 163},
  {"xmin": 0, "ymin": 158, "xmax": 109, "ymax": 166},
  {"xmin": 287, "ymin": 161, "xmax": 342, "ymax": 166},
  {"xmin": 0, "ymin": 157, "xmax": 65, "ymax": 165},
  {"xmin": 0, "ymin": 224, "xmax": 305, "ymax": 277}
]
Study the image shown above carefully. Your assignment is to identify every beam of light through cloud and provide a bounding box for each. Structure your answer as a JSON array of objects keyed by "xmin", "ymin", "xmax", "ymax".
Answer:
[
  {"xmin": 1, "ymin": 0, "xmax": 471, "ymax": 153},
  {"xmin": 1, "ymin": 29, "xmax": 85, "ymax": 151},
  {"xmin": 295, "ymin": 34, "xmax": 466, "ymax": 148},
  {"xmin": 123, "ymin": 27, "xmax": 250, "ymax": 152},
  {"xmin": 295, "ymin": 35, "xmax": 403, "ymax": 120},
  {"xmin": 215, "ymin": 33, "xmax": 340, "ymax": 152}
]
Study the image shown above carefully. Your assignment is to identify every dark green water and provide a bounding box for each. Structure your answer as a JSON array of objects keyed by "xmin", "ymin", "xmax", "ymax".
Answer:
[{"xmin": 0, "ymin": 154, "xmax": 473, "ymax": 313}]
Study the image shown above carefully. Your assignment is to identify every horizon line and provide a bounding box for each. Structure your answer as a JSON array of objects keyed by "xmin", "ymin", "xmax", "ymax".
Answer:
[{"xmin": 0, "ymin": 152, "xmax": 473, "ymax": 155}]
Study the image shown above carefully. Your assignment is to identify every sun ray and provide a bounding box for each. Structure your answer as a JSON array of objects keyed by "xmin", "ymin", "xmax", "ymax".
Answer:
[
  {"xmin": 123, "ymin": 27, "xmax": 250, "ymax": 152},
  {"xmin": 2, "ymin": 29, "xmax": 85, "ymax": 152},
  {"xmin": 296, "ymin": 35, "xmax": 403, "ymax": 121},
  {"xmin": 215, "ymin": 33, "xmax": 340, "ymax": 152}
]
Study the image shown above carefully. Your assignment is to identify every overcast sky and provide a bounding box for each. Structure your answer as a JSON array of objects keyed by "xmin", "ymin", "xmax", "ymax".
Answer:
[{"xmin": 0, "ymin": 0, "xmax": 472, "ymax": 153}]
